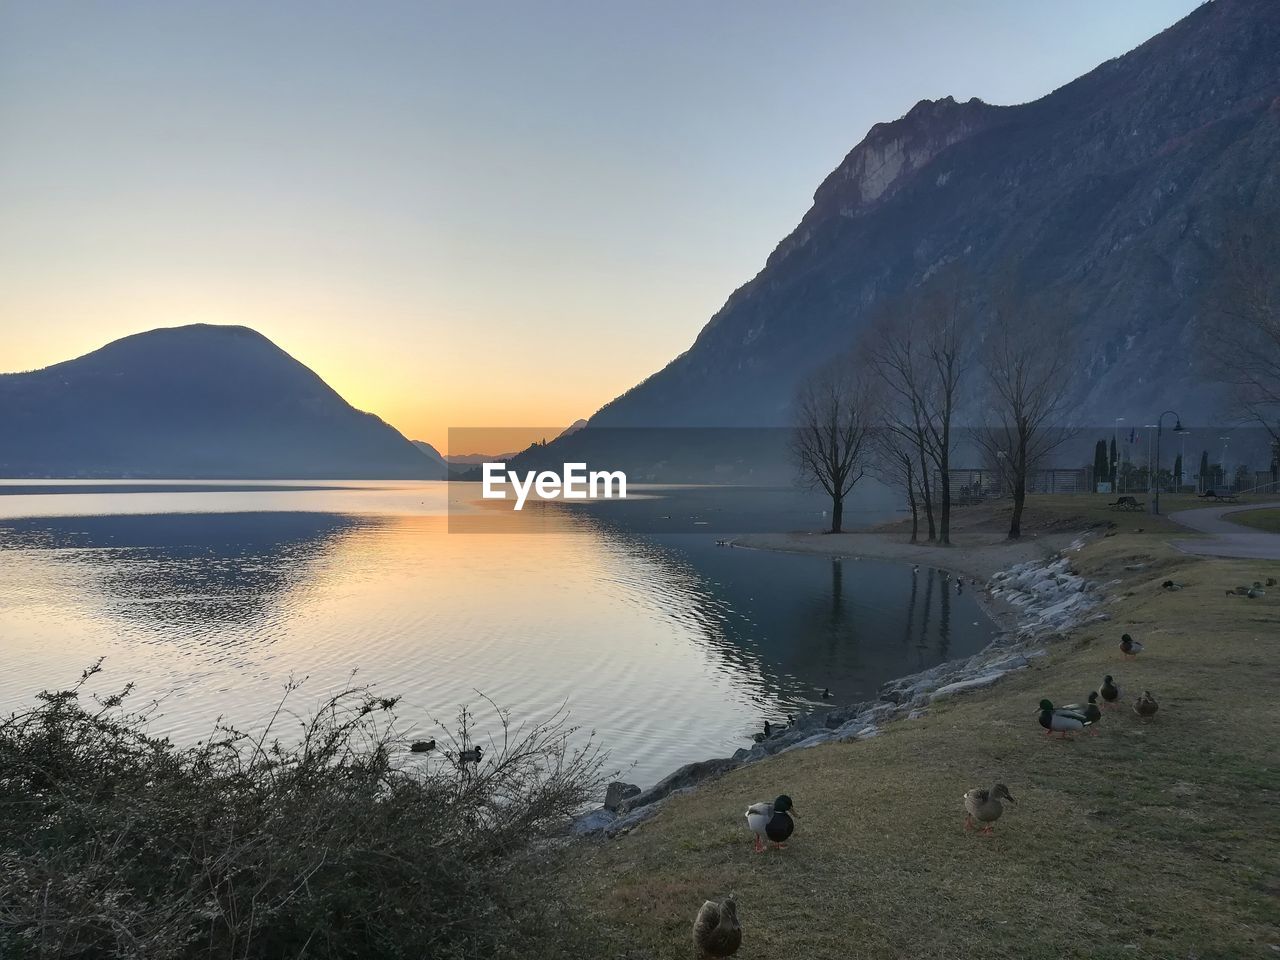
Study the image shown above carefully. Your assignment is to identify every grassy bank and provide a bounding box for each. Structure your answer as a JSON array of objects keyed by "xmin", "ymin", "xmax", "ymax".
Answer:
[
  {"xmin": 1230, "ymin": 508, "xmax": 1280, "ymax": 533},
  {"xmin": 566, "ymin": 500, "xmax": 1280, "ymax": 959}
]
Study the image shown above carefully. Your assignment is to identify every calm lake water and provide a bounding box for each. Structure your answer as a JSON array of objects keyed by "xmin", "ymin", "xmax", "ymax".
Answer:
[{"xmin": 0, "ymin": 481, "xmax": 995, "ymax": 785}]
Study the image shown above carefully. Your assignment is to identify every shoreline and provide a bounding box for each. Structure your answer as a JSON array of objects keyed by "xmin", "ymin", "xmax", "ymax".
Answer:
[
  {"xmin": 567, "ymin": 521, "xmax": 1280, "ymax": 957},
  {"xmin": 727, "ymin": 528, "xmax": 1079, "ymax": 636},
  {"xmin": 572, "ymin": 526, "xmax": 1100, "ymax": 837}
]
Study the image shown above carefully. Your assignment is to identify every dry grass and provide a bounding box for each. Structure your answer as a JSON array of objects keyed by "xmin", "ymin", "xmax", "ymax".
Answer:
[{"xmin": 565, "ymin": 511, "xmax": 1280, "ymax": 960}]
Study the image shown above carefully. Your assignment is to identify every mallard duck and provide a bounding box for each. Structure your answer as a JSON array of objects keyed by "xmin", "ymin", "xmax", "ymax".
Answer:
[
  {"xmin": 1098, "ymin": 675, "xmax": 1121, "ymax": 707},
  {"xmin": 1038, "ymin": 699, "xmax": 1091, "ymax": 738},
  {"xmin": 1060, "ymin": 692, "xmax": 1102, "ymax": 734},
  {"xmin": 1120, "ymin": 633, "xmax": 1144, "ymax": 658},
  {"xmin": 962, "ymin": 783, "xmax": 1015, "ymax": 834},
  {"xmin": 456, "ymin": 746, "xmax": 483, "ymax": 764},
  {"xmin": 752, "ymin": 721, "xmax": 773, "ymax": 743},
  {"xmin": 745, "ymin": 794, "xmax": 797, "ymax": 852},
  {"xmin": 1133, "ymin": 690, "xmax": 1159, "ymax": 720},
  {"xmin": 692, "ymin": 895, "xmax": 741, "ymax": 958},
  {"xmin": 409, "ymin": 738, "xmax": 436, "ymax": 753}
]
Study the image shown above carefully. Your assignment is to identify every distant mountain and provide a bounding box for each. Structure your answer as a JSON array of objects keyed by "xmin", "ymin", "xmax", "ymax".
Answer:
[
  {"xmin": 557, "ymin": 419, "xmax": 588, "ymax": 440},
  {"xmin": 446, "ymin": 450, "xmax": 519, "ymax": 465},
  {"xmin": 591, "ymin": 0, "xmax": 1280, "ymax": 429},
  {"xmin": 445, "ymin": 422, "xmax": 587, "ymax": 465},
  {"xmin": 0, "ymin": 324, "xmax": 446, "ymax": 479},
  {"xmin": 411, "ymin": 440, "xmax": 449, "ymax": 475}
]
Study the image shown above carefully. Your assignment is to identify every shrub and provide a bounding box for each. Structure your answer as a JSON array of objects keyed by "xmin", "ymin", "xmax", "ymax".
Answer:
[{"xmin": 0, "ymin": 662, "xmax": 605, "ymax": 959}]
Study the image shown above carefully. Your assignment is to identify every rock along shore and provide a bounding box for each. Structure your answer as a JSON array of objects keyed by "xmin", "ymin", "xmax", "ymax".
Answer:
[{"xmin": 569, "ymin": 535, "xmax": 1104, "ymax": 839}]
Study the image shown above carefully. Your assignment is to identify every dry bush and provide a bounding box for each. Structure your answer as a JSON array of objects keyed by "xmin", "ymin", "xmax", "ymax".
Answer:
[{"xmin": 0, "ymin": 662, "xmax": 605, "ymax": 959}]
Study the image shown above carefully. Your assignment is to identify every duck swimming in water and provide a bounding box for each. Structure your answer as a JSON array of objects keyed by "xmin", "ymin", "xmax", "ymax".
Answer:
[{"xmin": 745, "ymin": 794, "xmax": 797, "ymax": 852}]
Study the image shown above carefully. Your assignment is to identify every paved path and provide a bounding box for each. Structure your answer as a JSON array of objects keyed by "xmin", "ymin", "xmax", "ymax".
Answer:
[{"xmin": 1168, "ymin": 501, "xmax": 1280, "ymax": 560}]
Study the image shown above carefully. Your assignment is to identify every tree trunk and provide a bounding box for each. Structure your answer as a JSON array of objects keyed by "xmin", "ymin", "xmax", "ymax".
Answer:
[
  {"xmin": 830, "ymin": 495, "xmax": 844, "ymax": 534},
  {"xmin": 918, "ymin": 446, "xmax": 936, "ymax": 541},
  {"xmin": 938, "ymin": 444, "xmax": 952, "ymax": 546},
  {"xmin": 1009, "ymin": 473, "xmax": 1026, "ymax": 539},
  {"xmin": 907, "ymin": 480, "xmax": 919, "ymax": 544},
  {"xmin": 1008, "ymin": 431, "xmax": 1029, "ymax": 540}
]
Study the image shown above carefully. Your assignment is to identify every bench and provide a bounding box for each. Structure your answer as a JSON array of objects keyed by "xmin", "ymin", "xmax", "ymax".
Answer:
[{"xmin": 1109, "ymin": 496, "xmax": 1145, "ymax": 511}]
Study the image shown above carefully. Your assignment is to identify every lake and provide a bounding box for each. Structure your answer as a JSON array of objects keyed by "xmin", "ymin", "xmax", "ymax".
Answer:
[{"xmin": 0, "ymin": 481, "xmax": 995, "ymax": 786}]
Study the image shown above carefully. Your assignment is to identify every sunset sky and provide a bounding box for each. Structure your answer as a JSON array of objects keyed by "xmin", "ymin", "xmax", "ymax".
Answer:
[{"xmin": 1, "ymin": 1, "xmax": 1198, "ymax": 452}]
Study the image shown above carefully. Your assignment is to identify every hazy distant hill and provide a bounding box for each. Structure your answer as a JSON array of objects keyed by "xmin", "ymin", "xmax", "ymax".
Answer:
[
  {"xmin": 591, "ymin": 0, "xmax": 1280, "ymax": 429},
  {"xmin": 411, "ymin": 440, "xmax": 450, "ymax": 476},
  {"xmin": 0, "ymin": 324, "xmax": 446, "ymax": 479}
]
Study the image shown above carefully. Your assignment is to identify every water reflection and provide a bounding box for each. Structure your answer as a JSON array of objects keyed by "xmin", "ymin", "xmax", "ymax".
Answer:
[
  {"xmin": 0, "ymin": 513, "xmax": 369, "ymax": 642},
  {"xmin": 0, "ymin": 484, "xmax": 994, "ymax": 784}
]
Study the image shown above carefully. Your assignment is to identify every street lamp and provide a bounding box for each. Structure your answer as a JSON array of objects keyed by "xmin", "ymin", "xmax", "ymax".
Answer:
[
  {"xmin": 1113, "ymin": 417, "xmax": 1124, "ymax": 492},
  {"xmin": 1220, "ymin": 435, "xmax": 1231, "ymax": 491},
  {"xmin": 1152, "ymin": 411, "xmax": 1188, "ymax": 515},
  {"xmin": 1144, "ymin": 425, "xmax": 1157, "ymax": 496}
]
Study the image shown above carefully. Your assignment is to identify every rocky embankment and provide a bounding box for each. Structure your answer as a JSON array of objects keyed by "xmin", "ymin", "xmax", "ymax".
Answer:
[{"xmin": 570, "ymin": 539, "xmax": 1103, "ymax": 839}]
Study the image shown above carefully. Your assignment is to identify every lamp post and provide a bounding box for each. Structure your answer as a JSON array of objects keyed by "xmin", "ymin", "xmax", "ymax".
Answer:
[
  {"xmin": 1113, "ymin": 417, "xmax": 1124, "ymax": 492},
  {"xmin": 1152, "ymin": 411, "xmax": 1187, "ymax": 515},
  {"xmin": 1144, "ymin": 425, "xmax": 1156, "ymax": 496},
  {"xmin": 1220, "ymin": 436, "xmax": 1231, "ymax": 491}
]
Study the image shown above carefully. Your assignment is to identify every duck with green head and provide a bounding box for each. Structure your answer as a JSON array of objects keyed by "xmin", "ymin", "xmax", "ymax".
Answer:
[
  {"xmin": 1038, "ymin": 699, "xmax": 1091, "ymax": 738},
  {"xmin": 1098, "ymin": 675, "xmax": 1121, "ymax": 708},
  {"xmin": 1120, "ymin": 633, "xmax": 1144, "ymax": 658},
  {"xmin": 745, "ymin": 794, "xmax": 797, "ymax": 852},
  {"xmin": 1060, "ymin": 691, "xmax": 1103, "ymax": 734}
]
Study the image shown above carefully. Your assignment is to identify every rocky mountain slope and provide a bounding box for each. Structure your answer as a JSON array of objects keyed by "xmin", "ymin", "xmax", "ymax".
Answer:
[
  {"xmin": 591, "ymin": 0, "xmax": 1280, "ymax": 430},
  {"xmin": 0, "ymin": 324, "xmax": 445, "ymax": 479}
]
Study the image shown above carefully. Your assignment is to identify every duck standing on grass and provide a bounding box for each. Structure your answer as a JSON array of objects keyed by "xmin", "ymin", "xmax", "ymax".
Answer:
[
  {"xmin": 745, "ymin": 795, "xmax": 797, "ymax": 852},
  {"xmin": 1098, "ymin": 675, "xmax": 1122, "ymax": 708},
  {"xmin": 692, "ymin": 896, "xmax": 741, "ymax": 958},
  {"xmin": 1133, "ymin": 690, "xmax": 1160, "ymax": 720},
  {"xmin": 962, "ymin": 783, "xmax": 1015, "ymax": 835},
  {"xmin": 1038, "ymin": 699, "xmax": 1091, "ymax": 738},
  {"xmin": 1060, "ymin": 692, "xmax": 1103, "ymax": 735},
  {"xmin": 1120, "ymin": 633, "xmax": 1144, "ymax": 658}
]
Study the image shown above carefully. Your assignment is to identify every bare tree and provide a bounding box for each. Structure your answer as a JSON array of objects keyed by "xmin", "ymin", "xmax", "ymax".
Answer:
[
  {"xmin": 917, "ymin": 278, "xmax": 971, "ymax": 545},
  {"xmin": 972, "ymin": 286, "xmax": 1077, "ymax": 539},
  {"xmin": 872, "ymin": 421, "xmax": 923, "ymax": 542},
  {"xmin": 792, "ymin": 360, "xmax": 874, "ymax": 534},
  {"xmin": 1204, "ymin": 216, "xmax": 1280, "ymax": 441},
  {"xmin": 863, "ymin": 301, "xmax": 937, "ymax": 541}
]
